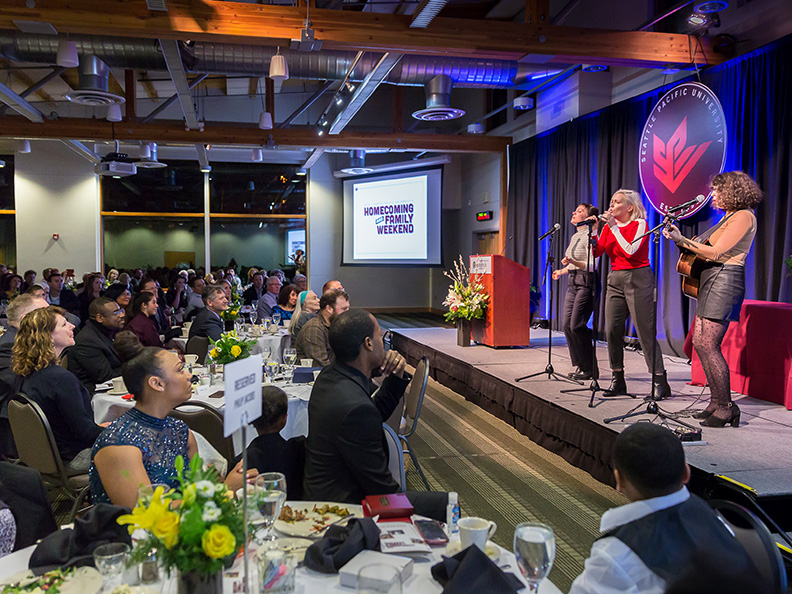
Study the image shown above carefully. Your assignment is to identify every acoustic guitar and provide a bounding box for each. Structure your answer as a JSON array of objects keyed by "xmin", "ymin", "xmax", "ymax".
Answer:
[{"xmin": 676, "ymin": 239, "xmax": 711, "ymax": 299}]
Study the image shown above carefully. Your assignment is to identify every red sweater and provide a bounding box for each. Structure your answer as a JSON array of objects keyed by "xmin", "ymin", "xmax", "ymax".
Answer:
[
  {"xmin": 594, "ymin": 219, "xmax": 651, "ymax": 270},
  {"xmin": 127, "ymin": 313, "xmax": 164, "ymax": 348}
]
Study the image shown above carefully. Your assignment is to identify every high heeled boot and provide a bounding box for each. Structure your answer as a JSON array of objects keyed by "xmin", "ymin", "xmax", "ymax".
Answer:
[
  {"xmin": 650, "ymin": 371, "xmax": 672, "ymax": 401},
  {"xmin": 603, "ymin": 370, "xmax": 628, "ymax": 397}
]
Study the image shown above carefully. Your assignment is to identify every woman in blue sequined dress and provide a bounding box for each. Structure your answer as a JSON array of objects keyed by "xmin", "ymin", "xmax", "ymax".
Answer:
[{"xmin": 89, "ymin": 347, "xmax": 255, "ymax": 508}]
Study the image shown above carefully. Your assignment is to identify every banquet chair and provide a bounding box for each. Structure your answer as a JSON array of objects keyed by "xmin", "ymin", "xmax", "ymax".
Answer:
[
  {"xmin": 186, "ymin": 336, "xmax": 210, "ymax": 365},
  {"xmin": 7, "ymin": 394, "xmax": 90, "ymax": 523},
  {"xmin": 399, "ymin": 356, "xmax": 430, "ymax": 490},
  {"xmin": 383, "ymin": 423, "xmax": 406, "ymax": 492},
  {"xmin": 169, "ymin": 401, "xmax": 235, "ymax": 469},
  {"xmin": 710, "ymin": 499, "xmax": 788, "ymax": 594},
  {"xmin": 0, "ymin": 462, "xmax": 58, "ymax": 550}
]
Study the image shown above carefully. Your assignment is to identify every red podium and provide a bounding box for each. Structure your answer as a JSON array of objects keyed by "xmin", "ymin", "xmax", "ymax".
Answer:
[{"xmin": 469, "ymin": 254, "xmax": 532, "ymax": 347}]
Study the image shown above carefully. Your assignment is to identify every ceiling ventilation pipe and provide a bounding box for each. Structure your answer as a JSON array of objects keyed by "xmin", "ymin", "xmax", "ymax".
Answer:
[{"xmin": 411, "ymin": 74, "xmax": 465, "ymax": 121}]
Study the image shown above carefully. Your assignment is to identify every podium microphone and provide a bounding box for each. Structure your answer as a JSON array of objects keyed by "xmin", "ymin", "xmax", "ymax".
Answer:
[
  {"xmin": 538, "ymin": 223, "xmax": 561, "ymax": 241},
  {"xmin": 499, "ymin": 234, "xmax": 514, "ymax": 256},
  {"xmin": 667, "ymin": 194, "xmax": 705, "ymax": 214},
  {"xmin": 575, "ymin": 219, "xmax": 597, "ymax": 228}
]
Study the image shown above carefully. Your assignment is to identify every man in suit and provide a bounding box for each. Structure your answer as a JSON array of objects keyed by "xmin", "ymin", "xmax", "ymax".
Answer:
[
  {"xmin": 303, "ymin": 308, "xmax": 447, "ymax": 521},
  {"xmin": 242, "ymin": 272, "xmax": 265, "ymax": 306},
  {"xmin": 188, "ymin": 285, "xmax": 228, "ymax": 342},
  {"xmin": 67, "ymin": 297, "xmax": 125, "ymax": 393}
]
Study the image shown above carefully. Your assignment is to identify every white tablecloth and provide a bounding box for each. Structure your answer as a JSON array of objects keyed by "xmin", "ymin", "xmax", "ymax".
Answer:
[{"xmin": 172, "ymin": 329, "xmax": 291, "ymax": 363}]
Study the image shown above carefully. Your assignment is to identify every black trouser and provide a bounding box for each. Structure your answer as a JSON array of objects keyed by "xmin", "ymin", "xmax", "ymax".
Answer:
[
  {"xmin": 562, "ymin": 270, "xmax": 598, "ymax": 375},
  {"xmin": 605, "ymin": 266, "xmax": 665, "ymax": 374}
]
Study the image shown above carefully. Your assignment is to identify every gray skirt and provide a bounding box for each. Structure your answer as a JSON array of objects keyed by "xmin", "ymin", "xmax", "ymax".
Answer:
[{"xmin": 697, "ymin": 264, "xmax": 745, "ymax": 322}]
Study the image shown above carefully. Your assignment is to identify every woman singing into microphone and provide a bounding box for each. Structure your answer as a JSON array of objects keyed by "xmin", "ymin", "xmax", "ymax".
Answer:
[
  {"xmin": 663, "ymin": 171, "xmax": 761, "ymax": 428},
  {"xmin": 552, "ymin": 203, "xmax": 599, "ymax": 381},
  {"xmin": 594, "ymin": 189, "xmax": 671, "ymax": 400}
]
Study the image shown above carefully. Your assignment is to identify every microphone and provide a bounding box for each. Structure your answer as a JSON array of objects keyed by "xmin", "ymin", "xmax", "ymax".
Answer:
[
  {"xmin": 667, "ymin": 194, "xmax": 705, "ymax": 214},
  {"xmin": 575, "ymin": 219, "xmax": 596, "ymax": 227},
  {"xmin": 499, "ymin": 234, "xmax": 514, "ymax": 256},
  {"xmin": 538, "ymin": 223, "xmax": 561, "ymax": 241}
]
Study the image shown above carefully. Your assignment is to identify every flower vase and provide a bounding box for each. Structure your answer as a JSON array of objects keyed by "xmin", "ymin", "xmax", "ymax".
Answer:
[
  {"xmin": 456, "ymin": 319, "xmax": 472, "ymax": 347},
  {"xmin": 177, "ymin": 570, "xmax": 223, "ymax": 594},
  {"xmin": 224, "ymin": 319, "xmax": 235, "ymax": 332}
]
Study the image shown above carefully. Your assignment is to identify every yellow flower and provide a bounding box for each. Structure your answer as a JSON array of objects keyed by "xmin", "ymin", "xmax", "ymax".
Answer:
[
  {"xmin": 210, "ymin": 348, "xmax": 220, "ymax": 359},
  {"xmin": 230, "ymin": 345, "xmax": 242, "ymax": 357},
  {"xmin": 117, "ymin": 486, "xmax": 169, "ymax": 533},
  {"xmin": 202, "ymin": 524, "xmax": 236, "ymax": 559},
  {"xmin": 183, "ymin": 483, "xmax": 197, "ymax": 505},
  {"xmin": 152, "ymin": 511, "xmax": 180, "ymax": 549}
]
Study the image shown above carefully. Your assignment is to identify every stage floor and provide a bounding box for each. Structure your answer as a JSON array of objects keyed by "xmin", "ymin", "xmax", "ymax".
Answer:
[{"xmin": 392, "ymin": 327, "xmax": 792, "ymax": 500}]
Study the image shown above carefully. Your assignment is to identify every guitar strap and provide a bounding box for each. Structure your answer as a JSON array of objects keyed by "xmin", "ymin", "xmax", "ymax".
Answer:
[{"xmin": 693, "ymin": 211, "xmax": 738, "ymax": 245}]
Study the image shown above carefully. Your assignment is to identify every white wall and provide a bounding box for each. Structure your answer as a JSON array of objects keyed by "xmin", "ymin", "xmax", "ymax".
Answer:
[{"xmin": 15, "ymin": 140, "xmax": 101, "ymax": 277}]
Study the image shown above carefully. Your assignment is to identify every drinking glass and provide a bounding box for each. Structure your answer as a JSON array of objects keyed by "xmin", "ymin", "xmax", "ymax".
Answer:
[
  {"xmin": 260, "ymin": 346, "xmax": 272, "ymax": 364},
  {"xmin": 136, "ymin": 483, "xmax": 171, "ymax": 505},
  {"xmin": 254, "ymin": 473, "xmax": 287, "ymax": 542},
  {"xmin": 513, "ymin": 522, "xmax": 555, "ymax": 593},
  {"xmin": 283, "ymin": 348, "xmax": 297, "ymax": 385},
  {"xmin": 265, "ymin": 360, "xmax": 280, "ymax": 383},
  {"xmin": 93, "ymin": 542, "xmax": 131, "ymax": 592},
  {"xmin": 263, "ymin": 318, "xmax": 272, "ymax": 333},
  {"xmin": 272, "ymin": 312, "xmax": 282, "ymax": 327},
  {"xmin": 252, "ymin": 300, "xmax": 259, "ymax": 313},
  {"xmin": 235, "ymin": 317, "xmax": 245, "ymax": 335},
  {"xmin": 357, "ymin": 564, "xmax": 402, "ymax": 594}
]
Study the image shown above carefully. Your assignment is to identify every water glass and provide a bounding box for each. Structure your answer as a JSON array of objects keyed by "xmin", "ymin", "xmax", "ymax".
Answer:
[
  {"xmin": 265, "ymin": 360, "xmax": 280, "ymax": 383},
  {"xmin": 254, "ymin": 473, "xmax": 287, "ymax": 543},
  {"xmin": 357, "ymin": 564, "xmax": 402, "ymax": 594},
  {"xmin": 235, "ymin": 317, "xmax": 245, "ymax": 335},
  {"xmin": 513, "ymin": 522, "xmax": 555, "ymax": 593},
  {"xmin": 260, "ymin": 347, "xmax": 272, "ymax": 364},
  {"xmin": 252, "ymin": 300, "xmax": 259, "ymax": 313},
  {"xmin": 283, "ymin": 348, "xmax": 297, "ymax": 385},
  {"xmin": 93, "ymin": 542, "xmax": 131, "ymax": 592},
  {"xmin": 272, "ymin": 312, "xmax": 282, "ymax": 327},
  {"xmin": 137, "ymin": 483, "xmax": 171, "ymax": 505},
  {"xmin": 263, "ymin": 318, "xmax": 272, "ymax": 332}
]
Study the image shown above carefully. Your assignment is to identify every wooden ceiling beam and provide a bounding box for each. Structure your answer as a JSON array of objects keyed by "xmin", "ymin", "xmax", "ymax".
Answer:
[
  {"xmin": 0, "ymin": 116, "xmax": 509, "ymax": 153},
  {"xmin": 0, "ymin": 0, "xmax": 724, "ymax": 66}
]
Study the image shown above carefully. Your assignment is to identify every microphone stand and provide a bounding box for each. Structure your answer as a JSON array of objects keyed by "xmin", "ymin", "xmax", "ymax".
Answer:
[{"xmin": 516, "ymin": 228, "xmax": 582, "ymax": 385}]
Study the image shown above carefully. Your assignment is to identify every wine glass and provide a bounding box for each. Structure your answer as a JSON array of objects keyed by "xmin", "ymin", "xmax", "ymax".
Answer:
[
  {"xmin": 260, "ymin": 346, "xmax": 272, "ymax": 365},
  {"xmin": 234, "ymin": 316, "xmax": 245, "ymax": 335},
  {"xmin": 136, "ymin": 483, "xmax": 171, "ymax": 505},
  {"xmin": 254, "ymin": 472, "xmax": 287, "ymax": 542},
  {"xmin": 265, "ymin": 360, "xmax": 280, "ymax": 383},
  {"xmin": 513, "ymin": 522, "xmax": 555, "ymax": 593},
  {"xmin": 272, "ymin": 312, "xmax": 282, "ymax": 327},
  {"xmin": 93, "ymin": 542, "xmax": 131, "ymax": 592},
  {"xmin": 283, "ymin": 348, "xmax": 297, "ymax": 385},
  {"xmin": 263, "ymin": 318, "xmax": 272, "ymax": 333}
]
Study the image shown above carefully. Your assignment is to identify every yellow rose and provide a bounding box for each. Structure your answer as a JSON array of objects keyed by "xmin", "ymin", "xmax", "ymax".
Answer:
[
  {"xmin": 183, "ymin": 483, "xmax": 197, "ymax": 505},
  {"xmin": 210, "ymin": 348, "xmax": 220, "ymax": 359},
  {"xmin": 152, "ymin": 511, "xmax": 180, "ymax": 549},
  {"xmin": 230, "ymin": 345, "xmax": 242, "ymax": 357},
  {"xmin": 202, "ymin": 524, "xmax": 236, "ymax": 559}
]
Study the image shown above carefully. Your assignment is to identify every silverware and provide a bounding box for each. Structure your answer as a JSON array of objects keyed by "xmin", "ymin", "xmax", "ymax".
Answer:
[{"xmin": 311, "ymin": 514, "xmax": 352, "ymax": 536}]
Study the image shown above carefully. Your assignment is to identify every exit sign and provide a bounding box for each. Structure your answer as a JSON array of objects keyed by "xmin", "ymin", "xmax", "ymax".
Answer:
[{"xmin": 476, "ymin": 211, "xmax": 493, "ymax": 222}]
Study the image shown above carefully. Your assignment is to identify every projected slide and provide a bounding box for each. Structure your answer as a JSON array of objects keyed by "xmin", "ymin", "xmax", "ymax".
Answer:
[{"xmin": 352, "ymin": 176, "xmax": 428, "ymax": 260}]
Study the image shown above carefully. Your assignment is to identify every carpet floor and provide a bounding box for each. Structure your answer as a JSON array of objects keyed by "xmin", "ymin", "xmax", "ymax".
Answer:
[{"xmin": 403, "ymin": 374, "xmax": 627, "ymax": 592}]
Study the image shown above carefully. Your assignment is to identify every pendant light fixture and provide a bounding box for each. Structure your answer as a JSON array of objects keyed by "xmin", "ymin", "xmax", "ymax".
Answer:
[{"xmin": 269, "ymin": 48, "xmax": 289, "ymax": 82}]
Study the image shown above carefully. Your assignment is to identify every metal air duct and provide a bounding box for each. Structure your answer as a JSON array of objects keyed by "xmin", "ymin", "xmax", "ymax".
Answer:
[
  {"xmin": 411, "ymin": 74, "xmax": 465, "ymax": 121},
  {"xmin": 64, "ymin": 54, "xmax": 124, "ymax": 106}
]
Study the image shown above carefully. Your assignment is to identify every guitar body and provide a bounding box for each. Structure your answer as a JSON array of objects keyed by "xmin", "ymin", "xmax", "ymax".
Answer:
[{"xmin": 676, "ymin": 239, "xmax": 711, "ymax": 299}]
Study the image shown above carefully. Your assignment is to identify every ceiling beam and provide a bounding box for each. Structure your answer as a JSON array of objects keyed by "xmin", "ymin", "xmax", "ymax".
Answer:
[
  {"xmin": 159, "ymin": 39, "xmax": 201, "ymax": 130},
  {"xmin": 140, "ymin": 74, "xmax": 209, "ymax": 124},
  {"xmin": 0, "ymin": 60, "xmax": 57, "ymax": 104},
  {"xmin": 61, "ymin": 140, "xmax": 101, "ymax": 164},
  {"xmin": 303, "ymin": 148, "xmax": 326, "ymax": 168},
  {"xmin": 0, "ymin": 0, "xmax": 725, "ymax": 66},
  {"xmin": 0, "ymin": 117, "xmax": 509, "ymax": 153},
  {"xmin": 0, "ymin": 81, "xmax": 44, "ymax": 122}
]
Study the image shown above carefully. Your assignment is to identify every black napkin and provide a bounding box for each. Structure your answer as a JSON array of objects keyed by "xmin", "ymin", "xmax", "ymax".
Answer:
[
  {"xmin": 303, "ymin": 517, "xmax": 380, "ymax": 574},
  {"xmin": 292, "ymin": 367, "xmax": 322, "ymax": 383},
  {"xmin": 431, "ymin": 544, "xmax": 524, "ymax": 594},
  {"xmin": 29, "ymin": 503, "xmax": 132, "ymax": 573}
]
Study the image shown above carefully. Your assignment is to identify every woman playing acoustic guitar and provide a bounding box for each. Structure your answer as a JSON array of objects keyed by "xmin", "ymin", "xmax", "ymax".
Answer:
[{"xmin": 663, "ymin": 171, "xmax": 762, "ymax": 428}]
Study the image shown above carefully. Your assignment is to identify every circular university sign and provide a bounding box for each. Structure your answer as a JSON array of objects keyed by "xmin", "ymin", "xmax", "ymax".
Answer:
[{"xmin": 639, "ymin": 82, "xmax": 727, "ymax": 219}]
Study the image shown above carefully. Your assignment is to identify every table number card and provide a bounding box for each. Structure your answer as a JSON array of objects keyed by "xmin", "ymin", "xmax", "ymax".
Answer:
[{"xmin": 223, "ymin": 354, "xmax": 263, "ymax": 436}]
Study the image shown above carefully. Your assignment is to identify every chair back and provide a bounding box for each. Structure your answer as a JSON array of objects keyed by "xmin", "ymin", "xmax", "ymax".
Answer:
[
  {"xmin": 383, "ymin": 423, "xmax": 405, "ymax": 492},
  {"xmin": 169, "ymin": 401, "xmax": 235, "ymax": 467},
  {"xmin": 401, "ymin": 356, "xmax": 429, "ymax": 438},
  {"xmin": 7, "ymin": 394, "xmax": 67, "ymax": 480},
  {"xmin": 710, "ymin": 499, "xmax": 788, "ymax": 594},
  {"xmin": 186, "ymin": 336, "xmax": 210, "ymax": 364}
]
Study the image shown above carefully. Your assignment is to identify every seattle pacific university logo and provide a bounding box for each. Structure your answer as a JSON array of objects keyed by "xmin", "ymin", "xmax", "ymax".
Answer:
[
  {"xmin": 652, "ymin": 116, "xmax": 711, "ymax": 194},
  {"xmin": 639, "ymin": 82, "xmax": 727, "ymax": 219}
]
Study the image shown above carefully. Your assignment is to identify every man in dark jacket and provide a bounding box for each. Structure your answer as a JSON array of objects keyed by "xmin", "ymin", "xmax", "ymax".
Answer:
[
  {"xmin": 189, "ymin": 285, "xmax": 228, "ymax": 343},
  {"xmin": 66, "ymin": 297, "xmax": 125, "ymax": 393},
  {"xmin": 47, "ymin": 271, "xmax": 80, "ymax": 317},
  {"xmin": 242, "ymin": 272, "xmax": 266, "ymax": 306},
  {"xmin": 303, "ymin": 308, "xmax": 447, "ymax": 520}
]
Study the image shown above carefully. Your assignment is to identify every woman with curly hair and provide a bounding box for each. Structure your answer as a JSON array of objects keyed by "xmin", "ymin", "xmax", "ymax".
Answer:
[
  {"xmin": 271, "ymin": 284, "xmax": 298, "ymax": 323},
  {"xmin": 664, "ymin": 171, "xmax": 762, "ymax": 428},
  {"xmin": 12, "ymin": 306, "xmax": 102, "ymax": 471}
]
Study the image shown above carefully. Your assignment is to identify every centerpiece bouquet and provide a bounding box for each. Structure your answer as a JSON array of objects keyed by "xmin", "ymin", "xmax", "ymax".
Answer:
[
  {"xmin": 221, "ymin": 285, "xmax": 244, "ymax": 322},
  {"xmin": 117, "ymin": 455, "xmax": 244, "ymax": 594},
  {"xmin": 442, "ymin": 256, "xmax": 489, "ymax": 322},
  {"xmin": 208, "ymin": 331, "xmax": 256, "ymax": 365}
]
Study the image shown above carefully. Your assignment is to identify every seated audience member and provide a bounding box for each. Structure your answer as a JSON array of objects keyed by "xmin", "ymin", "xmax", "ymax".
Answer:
[
  {"xmin": 240, "ymin": 386, "xmax": 305, "ymax": 499},
  {"xmin": 20, "ymin": 269, "xmax": 36, "ymax": 293},
  {"xmin": 13, "ymin": 307, "xmax": 103, "ymax": 472},
  {"xmin": 188, "ymin": 285, "xmax": 228, "ymax": 342},
  {"xmin": 166, "ymin": 275, "xmax": 188, "ymax": 317},
  {"xmin": 245, "ymin": 268, "xmax": 259, "ymax": 290},
  {"xmin": 138, "ymin": 277, "xmax": 170, "ymax": 334},
  {"xmin": 105, "ymin": 269, "xmax": 119, "ymax": 288},
  {"xmin": 113, "ymin": 330, "xmax": 145, "ymax": 363},
  {"xmin": 1, "ymin": 274, "xmax": 23, "ymax": 300},
  {"xmin": 117, "ymin": 272, "xmax": 131, "ymax": 287},
  {"xmin": 0, "ymin": 499, "xmax": 14, "ymax": 557},
  {"xmin": 27, "ymin": 282, "xmax": 49, "ymax": 300},
  {"xmin": 243, "ymin": 272, "xmax": 265, "ymax": 306},
  {"xmin": 78, "ymin": 273, "xmax": 104, "ymax": 325},
  {"xmin": 67, "ymin": 297, "xmax": 125, "ymax": 393},
  {"xmin": 271, "ymin": 284, "xmax": 298, "ymax": 323},
  {"xmin": 569, "ymin": 423, "xmax": 758, "ymax": 594},
  {"xmin": 126, "ymin": 292, "xmax": 165, "ymax": 348},
  {"xmin": 292, "ymin": 274, "xmax": 307, "ymax": 293},
  {"xmin": 289, "ymin": 291, "xmax": 320, "ymax": 339},
  {"xmin": 295, "ymin": 290, "xmax": 349, "ymax": 367},
  {"xmin": 130, "ymin": 268, "xmax": 144, "ymax": 289},
  {"xmin": 185, "ymin": 277, "xmax": 206, "ymax": 319},
  {"xmin": 322, "ymin": 279, "xmax": 344, "ymax": 294},
  {"xmin": 0, "ymin": 295, "xmax": 49, "ymax": 459},
  {"xmin": 47, "ymin": 271, "xmax": 79, "ymax": 316},
  {"xmin": 256, "ymin": 275, "xmax": 283, "ymax": 319},
  {"xmin": 219, "ymin": 279, "xmax": 233, "ymax": 302},
  {"xmin": 104, "ymin": 283, "xmax": 133, "ymax": 322},
  {"xmin": 90, "ymin": 348, "xmax": 256, "ymax": 508},
  {"xmin": 226, "ymin": 268, "xmax": 242, "ymax": 291},
  {"xmin": 303, "ymin": 309, "xmax": 447, "ymax": 520}
]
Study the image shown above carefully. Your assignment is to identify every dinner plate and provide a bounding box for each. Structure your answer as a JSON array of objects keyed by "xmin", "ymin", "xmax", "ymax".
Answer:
[
  {"xmin": 268, "ymin": 537, "xmax": 313, "ymax": 563},
  {"xmin": 0, "ymin": 566, "xmax": 103, "ymax": 594},
  {"xmin": 274, "ymin": 501, "xmax": 363, "ymax": 538},
  {"xmin": 444, "ymin": 539, "xmax": 501, "ymax": 563}
]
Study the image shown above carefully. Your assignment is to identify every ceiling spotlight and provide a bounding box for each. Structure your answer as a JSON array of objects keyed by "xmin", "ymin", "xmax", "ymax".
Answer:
[
  {"xmin": 18, "ymin": 139, "xmax": 31, "ymax": 154},
  {"xmin": 320, "ymin": 119, "xmax": 328, "ymax": 127},
  {"xmin": 252, "ymin": 148, "xmax": 264, "ymax": 162},
  {"xmin": 200, "ymin": 165, "xmax": 211, "ymax": 173},
  {"xmin": 0, "ymin": 160, "xmax": 5, "ymax": 168},
  {"xmin": 344, "ymin": 81, "xmax": 355, "ymax": 92},
  {"xmin": 687, "ymin": 11, "xmax": 719, "ymax": 29},
  {"xmin": 582, "ymin": 65, "xmax": 608, "ymax": 73},
  {"xmin": 269, "ymin": 48, "xmax": 289, "ymax": 82},
  {"xmin": 296, "ymin": 168, "xmax": 307, "ymax": 176},
  {"xmin": 56, "ymin": 40, "xmax": 79, "ymax": 68},
  {"xmin": 694, "ymin": 1, "xmax": 728, "ymax": 12},
  {"xmin": 336, "ymin": 97, "xmax": 343, "ymax": 105},
  {"xmin": 106, "ymin": 103, "xmax": 122, "ymax": 122},
  {"xmin": 513, "ymin": 96, "xmax": 534, "ymax": 110},
  {"xmin": 317, "ymin": 130, "xmax": 324, "ymax": 136},
  {"xmin": 258, "ymin": 112, "xmax": 273, "ymax": 130}
]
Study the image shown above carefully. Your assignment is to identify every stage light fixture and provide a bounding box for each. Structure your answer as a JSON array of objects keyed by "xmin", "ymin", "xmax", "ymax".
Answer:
[{"xmin": 694, "ymin": 1, "xmax": 728, "ymax": 12}]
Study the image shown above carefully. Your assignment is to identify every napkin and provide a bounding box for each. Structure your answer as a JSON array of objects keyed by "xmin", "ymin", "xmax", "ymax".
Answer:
[
  {"xmin": 431, "ymin": 544, "xmax": 524, "ymax": 594},
  {"xmin": 29, "ymin": 503, "xmax": 132, "ymax": 573},
  {"xmin": 292, "ymin": 367, "xmax": 322, "ymax": 384},
  {"xmin": 303, "ymin": 517, "xmax": 381, "ymax": 574}
]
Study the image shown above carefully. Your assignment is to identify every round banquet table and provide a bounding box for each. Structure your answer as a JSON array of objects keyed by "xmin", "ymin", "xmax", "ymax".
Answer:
[{"xmin": 171, "ymin": 328, "xmax": 292, "ymax": 363}]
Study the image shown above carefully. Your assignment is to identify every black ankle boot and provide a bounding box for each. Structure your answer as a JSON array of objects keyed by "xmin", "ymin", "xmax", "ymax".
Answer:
[
  {"xmin": 651, "ymin": 371, "xmax": 672, "ymax": 401},
  {"xmin": 603, "ymin": 371, "xmax": 627, "ymax": 397}
]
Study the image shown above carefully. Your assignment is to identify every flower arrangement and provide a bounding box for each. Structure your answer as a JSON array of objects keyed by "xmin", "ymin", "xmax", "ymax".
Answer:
[
  {"xmin": 442, "ymin": 256, "xmax": 489, "ymax": 322},
  {"xmin": 118, "ymin": 455, "xmax": 244, "ymax": 575},
  {"xmin": 221, "ymin": 284, "xmax": 244, "ymax": 321},
  {"xmin": 208, "ymin": 331, "xmax": 256, "ymax": 365}
]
